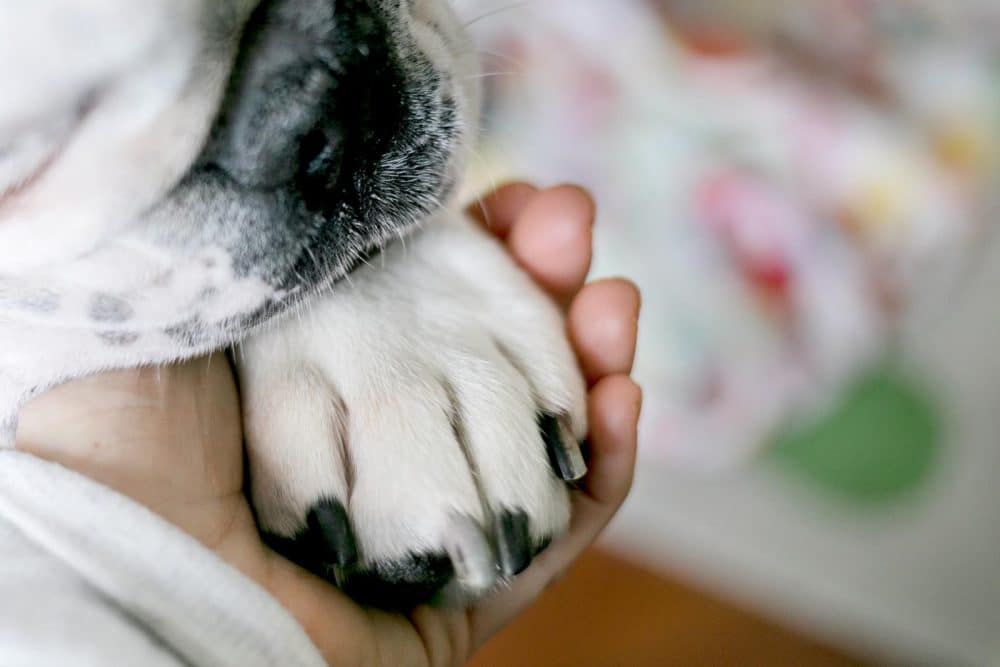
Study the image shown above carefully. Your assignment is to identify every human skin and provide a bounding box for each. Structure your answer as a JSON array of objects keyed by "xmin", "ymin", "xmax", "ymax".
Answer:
[{"xmin": 17, "ymin": 183, "xmax": 642, "ymax": 667}]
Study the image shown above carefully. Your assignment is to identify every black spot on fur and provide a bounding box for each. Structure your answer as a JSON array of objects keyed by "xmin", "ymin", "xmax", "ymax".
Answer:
[
  {"xmin": 198, "ymin": 286, "xmax": 220, "ymax": 302},
  {"xmin": 164, "ymin": 316, "xmax": 210, "ymax": 348},
  {"xmin": 150, "ymin": 270, "xmax": 174, "ymax": 288},
  {"xmin": 98, "ymin": 331, "xmax": 140, "ymax": 347},
  {"xmin": 89, "ymin": 294, "xmax": 134, "ymax": 323},
  {"xmin": 11, "ymin": 289, "xmax": 60, "ymax": 314}
]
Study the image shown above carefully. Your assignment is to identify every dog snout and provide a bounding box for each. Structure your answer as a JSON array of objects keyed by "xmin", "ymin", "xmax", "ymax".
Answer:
[{"xmin": 203, "ymin": 0, "xmax": 406, "ymax": 198}]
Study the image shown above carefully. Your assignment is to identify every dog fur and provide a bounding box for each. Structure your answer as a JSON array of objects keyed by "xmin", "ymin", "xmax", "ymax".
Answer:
[{"xmin": 0, "ymin": 0, "xmax": 586, "ymax": 606}]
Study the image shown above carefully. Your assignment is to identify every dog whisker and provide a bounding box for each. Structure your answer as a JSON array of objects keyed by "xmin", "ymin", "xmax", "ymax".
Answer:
[
  {"xmin": 462, "ymin": 1, "xmax": 533, "ymax": 28},
  {"xmin": 463, "ymin": 71, "xmax": 516, "ymax": 81},
  {"xmin": 475, "ymin": 48, "xmax": 525, "ymax": 71},
  {"xmin": 465, "ymin": 144, "xmax": 502, "ymax": 217}
]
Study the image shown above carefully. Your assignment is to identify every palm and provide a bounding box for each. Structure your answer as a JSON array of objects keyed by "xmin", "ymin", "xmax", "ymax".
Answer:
[{"xmin": 17, "ymin": 185, "xmax": 641, "ymax": 667}]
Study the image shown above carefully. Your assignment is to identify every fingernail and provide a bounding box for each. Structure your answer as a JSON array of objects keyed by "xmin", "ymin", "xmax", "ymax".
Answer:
[
  {"xmin": 494, "ymin": 510, "xmax": 532, "ymax": 577},
  {"xmin": 444, "ymin": 514, "xmax": 497, "ymax": 595},
  {"xmin": 307, "ymin": 499, "xmax": 359, "ymax": 568},
  {"xmin": 539, "ymin": 413, "xmax": 588, "ymax": 482}
]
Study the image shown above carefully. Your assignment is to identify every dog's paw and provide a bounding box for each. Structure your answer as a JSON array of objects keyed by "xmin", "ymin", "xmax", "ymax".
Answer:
[{"xmin": 237, "ymin": 212, "xmax": 587, "ymax": 608}]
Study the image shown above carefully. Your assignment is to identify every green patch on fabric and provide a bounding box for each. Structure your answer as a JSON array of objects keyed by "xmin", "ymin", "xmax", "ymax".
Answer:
[{"xmin": 768, "ymin": 365, "xmax": 943, "ymax": 506}]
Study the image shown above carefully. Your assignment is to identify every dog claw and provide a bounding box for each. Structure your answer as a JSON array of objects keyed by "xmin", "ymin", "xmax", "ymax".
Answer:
[
  {"xmin": 307, "ymin": 499, "xmax": 359, "ymax": 568},
  {"xmin": 444, "ymin": 514, "xmax": 497, "ymax": 595},
  {"xmin": 494, "ymin": 510, "xmax": 532, "ymax": 577},
  {"xmin": 539, "ymin": 413, "xmax": 587, "ymax": 482}
]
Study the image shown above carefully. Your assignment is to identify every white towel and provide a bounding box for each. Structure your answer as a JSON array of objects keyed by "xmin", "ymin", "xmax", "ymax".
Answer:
[{"xmin": 0, "ymin": 451, "xmax": 325, "ymax": 667}]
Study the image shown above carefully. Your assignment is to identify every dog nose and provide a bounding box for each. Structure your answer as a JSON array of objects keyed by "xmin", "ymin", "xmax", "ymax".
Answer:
[
  {"xmin": 209, "ymin": 62, "xmax": 341, "ymax": 189},
  {"xmin": 203, "ymin": 0, "xmax": 402, "ymax": 194}
]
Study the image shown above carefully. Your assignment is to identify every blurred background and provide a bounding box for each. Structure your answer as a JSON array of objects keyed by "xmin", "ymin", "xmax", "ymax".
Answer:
[{"xmin": 452, "ymin": 1, "xmax": 1000, "ymax": 665}]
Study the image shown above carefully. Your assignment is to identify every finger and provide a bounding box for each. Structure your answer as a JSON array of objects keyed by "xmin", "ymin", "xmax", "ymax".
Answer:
[
  {"xmin": 468, "ymin": 375, "xmax": 641, "ymax": 647},
  {"xmin": 576, "ymin": 375, "xmax": 641, "ymax": 503},
  {"xmin": 569, "ymin": 279, "xmax": 641, "ymax": 385},
  {"xmin": 506, "ymin": 185, "xmax": 595, "ymax": 307},
  {"xmin": 466, "ymin": 182, "xmax": 539, "ymax": 238}
]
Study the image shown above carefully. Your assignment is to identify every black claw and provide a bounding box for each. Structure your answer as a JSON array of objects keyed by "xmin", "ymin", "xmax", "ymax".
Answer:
[
  {"xmin": 539, "ymin": 412, "xmax": 588, "ymax": 482},
  {"xmin": 494, "ymin": 511, "xmax": 532, "ymax": 577},
  {"xmin": 344, "ymin": 554, "xmax": 455, "ymax": 610},
  {"xmin": 306, "ymin": 499, "xmax": 358, "ymax": 568},
  {"xmin": 533, "ymin": 536, "xmax": 553, "ymax": 558},
  {"xmin": 265, "ymin": 503, "xmax": 498, "ymax": 610}
]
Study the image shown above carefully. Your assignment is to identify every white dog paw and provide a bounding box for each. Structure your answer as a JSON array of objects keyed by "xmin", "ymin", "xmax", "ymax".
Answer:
[{"xmin": 237, "ymin": 211, "xmax": 587, "ymax": 607}]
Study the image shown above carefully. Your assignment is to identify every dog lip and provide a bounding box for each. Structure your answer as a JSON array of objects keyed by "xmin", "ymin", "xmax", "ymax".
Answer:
[
  {"xmin": 0, "ymin": 93, "xmax": 99, "ymax": 218},
  {"xmin": 0, "ymin": 152, "xmax": 56, "ymax": 214}
]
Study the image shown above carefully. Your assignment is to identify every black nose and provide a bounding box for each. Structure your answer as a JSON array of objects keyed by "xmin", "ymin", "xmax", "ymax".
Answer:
[{"xmin": 204, "ymin": 0, "xmax": 404, "ymax": 200}]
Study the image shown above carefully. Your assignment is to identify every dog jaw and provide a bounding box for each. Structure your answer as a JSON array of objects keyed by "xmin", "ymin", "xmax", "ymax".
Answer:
[{"xmin": 0, "ymin": 0, "xmax": 259, "ymax": 273}]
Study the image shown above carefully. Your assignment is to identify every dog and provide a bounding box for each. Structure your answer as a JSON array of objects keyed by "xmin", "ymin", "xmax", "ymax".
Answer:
[{"xmin": 0, "ymin": 0, "xmax": 587, "ymax": 607}]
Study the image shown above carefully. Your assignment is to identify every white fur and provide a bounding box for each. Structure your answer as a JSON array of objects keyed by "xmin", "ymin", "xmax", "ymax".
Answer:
[
  {"xmin": 239, "ymin": 209, "xmax": 585, "ymax": 565},
  {"xmin": 0, "ymin": 0, "xmax": 585, "ymax": 592},
  {"xmin": 0, "ymin": 0, "xmax": 259, "ymax": 272}
]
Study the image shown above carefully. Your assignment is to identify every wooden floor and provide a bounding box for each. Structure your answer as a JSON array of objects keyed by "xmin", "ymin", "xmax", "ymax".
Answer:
[{"xmin": 471, "ymin": 549, "xmax": 869, "ymax": 667}]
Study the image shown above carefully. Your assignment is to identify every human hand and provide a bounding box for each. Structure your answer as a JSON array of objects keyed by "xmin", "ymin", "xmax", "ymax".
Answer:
[{"xmin": 17, "ymin": 183, "xmax": 642, "ymax": 666}]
